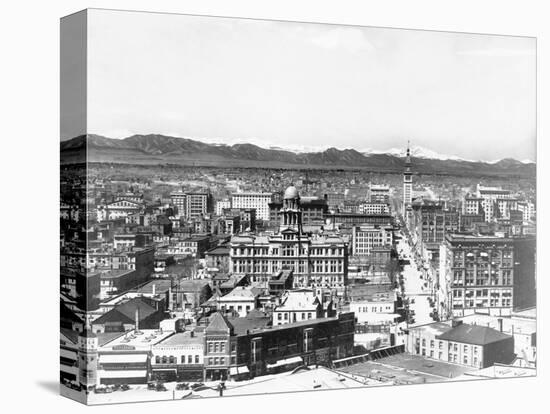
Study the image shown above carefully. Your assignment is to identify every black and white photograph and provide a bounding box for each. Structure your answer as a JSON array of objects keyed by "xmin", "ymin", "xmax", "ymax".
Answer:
[{"xmin": 57, "ymin": 8, "xmax": 539, "ymax": 405}]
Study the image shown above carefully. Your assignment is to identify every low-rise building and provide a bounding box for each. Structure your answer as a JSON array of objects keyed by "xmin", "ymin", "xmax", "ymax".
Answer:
[
  {"xmin": 272, "ymin": 289, "xmax": 327, "ymax": 326},
  {"xmin": 217, "ymin": 286, "xmax": 261, "ymax": 317},
  {"xmin": 151, "ymin": 330, "xmax": 204, "ymax": 382},
  {"xmin": 407, "ymin": 320, "xmax": 514, "ymax": 369}
]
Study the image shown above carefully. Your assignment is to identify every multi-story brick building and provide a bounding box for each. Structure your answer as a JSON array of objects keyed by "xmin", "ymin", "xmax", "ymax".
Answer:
[
  {"xmin": 439, "ymin": 233, "xmax": 517, "ymax": 318},
  {"xmin": 411, "ymin": 199, "xmax": 459, "ymax": 252},
  {"xmin": 203, "ymin": 311, "xmax": 355, "ymax": 381}
]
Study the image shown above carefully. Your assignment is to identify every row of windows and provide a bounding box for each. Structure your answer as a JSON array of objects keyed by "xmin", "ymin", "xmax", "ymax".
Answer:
[
  {"xmin": 207, "ymin": 341, "xmax": 227, "ymax": 354},
  {"xmin": 154, "ymin": 355, "xmax": 200, "ymax": 364},
  {"xmin": 276, "ymin": 312, "xmax": 313, "ymax": 320}
]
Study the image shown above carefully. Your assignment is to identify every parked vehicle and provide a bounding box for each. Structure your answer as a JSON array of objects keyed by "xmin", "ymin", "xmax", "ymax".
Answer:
[
  {"xmin": 120, "ymin": 384, "xmax": 131, "ymax": 391},
  {"xmin": 156, "ymin": 383, "xmax": 168, "ymax": 392},
  {"xmin": 190, "ymin": 382, "xmax": 205, "ymax": 390},
  {"xmin": 147, "ymin": 382, "xmax": 158, "ymax": 390},
  {"xmin": 176, "ymin": 383, "xmax": 189, "ymax": 391},
  {"xmin": 94, "ymin": 385, "xmax": 113, "ymax": 394}
]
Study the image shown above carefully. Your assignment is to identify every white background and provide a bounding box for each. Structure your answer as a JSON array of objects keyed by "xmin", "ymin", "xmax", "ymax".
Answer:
[{"xmin": 0, "ymin": 0, "xmax": 547, "ymax": 413}]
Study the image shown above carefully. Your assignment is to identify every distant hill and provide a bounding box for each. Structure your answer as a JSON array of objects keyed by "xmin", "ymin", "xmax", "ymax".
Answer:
[{"xmin": 60, "ymin": 134, "xmax": 536, "ymax": 178}]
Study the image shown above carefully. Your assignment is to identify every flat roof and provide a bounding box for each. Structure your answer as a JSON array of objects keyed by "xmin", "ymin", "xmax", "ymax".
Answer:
[
  {"xmin": 155, "ymin": 330, "xmax": 204, "ymax": 346},
  {"xmin": 338, "ymin": 354, "xmax": 475, "ymax": 383},
  {"xmin": 100, "ymin": 329, "xmax": 174, "ymax": 350}
]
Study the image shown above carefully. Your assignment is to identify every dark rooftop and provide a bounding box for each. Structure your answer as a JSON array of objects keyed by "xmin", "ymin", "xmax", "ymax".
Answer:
[{"xmin": 436, "ymin": 323, "xmax": 512, "ymax": 346}]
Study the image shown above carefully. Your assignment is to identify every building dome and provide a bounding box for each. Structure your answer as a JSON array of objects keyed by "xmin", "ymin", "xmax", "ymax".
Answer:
[{"xmin": 284, "ymin": 185, "xmax": 299, "ymax": 200}]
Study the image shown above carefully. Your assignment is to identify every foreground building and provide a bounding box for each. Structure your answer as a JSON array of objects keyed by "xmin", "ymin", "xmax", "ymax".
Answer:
[
  {"xmin": 407, "ymin": 320, "xmax": 514, "ymax": 369},
  {"xmin": 203, "ymin": 311, "xmax": 355, "ymax": 381}
]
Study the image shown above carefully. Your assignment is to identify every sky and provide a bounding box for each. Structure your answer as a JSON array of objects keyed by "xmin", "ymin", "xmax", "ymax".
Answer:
[{"xmin": 68, "ymin": 9, "xmax": 536, "ymax": 161}]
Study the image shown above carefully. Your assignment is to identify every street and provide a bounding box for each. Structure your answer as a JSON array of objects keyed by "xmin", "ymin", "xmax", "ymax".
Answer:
[{"xmin": 397, "ymin": 232, "xmax": 434, "ymax": 326}]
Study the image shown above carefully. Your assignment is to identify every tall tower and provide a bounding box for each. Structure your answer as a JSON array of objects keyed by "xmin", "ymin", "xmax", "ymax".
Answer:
[
  {"xmin": 279, "ymin": 185, "xmax": 303, "ymax": 234},
  {"xmin": 403, "ymin": 141, "xmax": 413, "ymax": 216},
  {"xmin": 78, "ymin": 326, "xmax": 99, "ymax": 392}
]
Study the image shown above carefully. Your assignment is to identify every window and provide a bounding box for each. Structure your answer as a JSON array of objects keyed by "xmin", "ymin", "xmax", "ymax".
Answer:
[
  {"xmin": 156, "ymin": 356, "xmax": 161, "ymax": 364},
  {"xmin": 430, "ymin": 340, "xmax": 435, "ymax": 348},
  {"xmin": 463, "ymin": 356, "xmax": 468, "ymax": 365},
  {"xmin": 188, "ymin": 355, "xmax": 192, "ymax": 364},
  {"xmin": 195, "ymin": 355, "xmax": 199, "ymax": 364},
  {"xmin": 220, "ymin": 342, "xmax": 226, "ymax": 353}
]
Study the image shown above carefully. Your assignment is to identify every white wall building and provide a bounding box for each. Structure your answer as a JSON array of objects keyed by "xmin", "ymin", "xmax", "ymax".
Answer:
[{"xmin": 231, "ymin": 192, "xmax": 274, "ymax": 221}]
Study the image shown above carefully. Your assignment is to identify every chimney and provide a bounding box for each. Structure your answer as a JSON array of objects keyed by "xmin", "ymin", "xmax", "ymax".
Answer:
[
  {"xmin": 135, "ymin": 307, "xmax": 140, "ymax": 332},
  {"xmin": 497, "ymin": 318, "xmax": 503, "ymax": 333},
  {"xmin": 152, "ymin": 283, "xmax": 156, "ymax": 296},
  {"xmin": 451, "ymin": 319, "xmax": 463, "ymax": 328}
]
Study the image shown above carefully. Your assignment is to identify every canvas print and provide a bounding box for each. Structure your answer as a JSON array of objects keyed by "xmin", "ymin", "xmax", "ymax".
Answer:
[{"xmin": 60, "ymin": 9, "xmax": 536, "ymax": 405}]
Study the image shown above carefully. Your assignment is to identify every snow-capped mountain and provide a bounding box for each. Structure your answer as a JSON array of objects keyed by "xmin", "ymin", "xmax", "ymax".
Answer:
[{"xmin": 361, "ymin": 145, "xmax": 475, "ymax": 162}]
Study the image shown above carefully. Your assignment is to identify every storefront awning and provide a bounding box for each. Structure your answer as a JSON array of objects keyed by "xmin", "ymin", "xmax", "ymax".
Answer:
[
  {"xmin": 99, "ymin": 370, "xmax": 147, "ymax": 379},
  {"xmin": 266, "ymin": 356, "xmax": 303, "ymax": 369},
  {"xmin": 100, "ymin": 354, "xmax": 148, "ymax": 364},
  {"xmin": 229, "ymin": 366, "xmax": 250, "ymax": 376}
]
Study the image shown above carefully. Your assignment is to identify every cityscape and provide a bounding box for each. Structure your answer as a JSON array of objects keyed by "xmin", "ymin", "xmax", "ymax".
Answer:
[
  {"xmin": 60, "ymin": 138, "xmax": 536, "ymax": 404},
  {"xmin": 59, "ymin": 9, "xmax": 536, "ymax": 405}
]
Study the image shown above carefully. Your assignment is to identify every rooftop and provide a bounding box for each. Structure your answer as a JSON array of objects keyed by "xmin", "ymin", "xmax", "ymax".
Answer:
[
  {"xmin": 155, "ymin": 330, "xmax": 204, "ymax": 346},
  {"xmin": 100, "ymin": 329, "xmax": 174, "ymax": 350},
  {"xmin": 218, "ymin": 286, "xmax": 259, "ymax": 301},
  {"xmin": 436, "ymin": 323, "xmax": 512, "ymax": 346},
  {"xmin": 276, "ymin": 289, "xmax": 320, "ymax": 311}
]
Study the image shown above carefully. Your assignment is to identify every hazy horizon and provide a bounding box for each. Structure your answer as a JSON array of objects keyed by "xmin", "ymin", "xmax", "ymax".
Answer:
[{"xmin": 62, "ymin": 9, "xmax": 537, "ymax": 162}]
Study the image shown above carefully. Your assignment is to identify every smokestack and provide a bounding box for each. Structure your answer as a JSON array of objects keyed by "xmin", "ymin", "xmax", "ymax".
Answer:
[{"xmin": 152, "ymin": 284, "xmax": 156, "ymax": 296}]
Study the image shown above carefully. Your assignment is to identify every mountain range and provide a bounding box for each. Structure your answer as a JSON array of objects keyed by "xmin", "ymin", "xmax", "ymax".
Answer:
[{"xmin": 60, "ymin": 134, "xmax": 535, "ymax": 178}]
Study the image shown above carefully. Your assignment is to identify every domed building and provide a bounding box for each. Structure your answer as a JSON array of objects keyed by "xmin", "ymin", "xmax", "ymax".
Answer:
[
  {"xmin": 280, "ymin": 185, "xmax": 303, "ymax": 233},
  {"xmin": 229, "ymin": 185, "xmax": 349, "ymax": 296}
]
